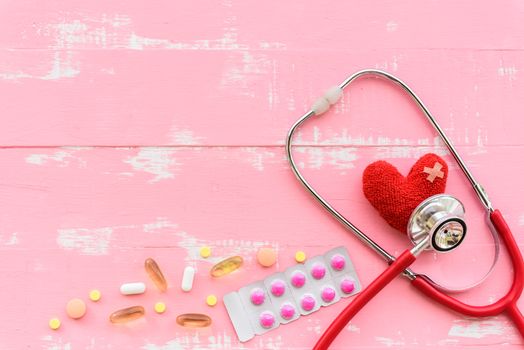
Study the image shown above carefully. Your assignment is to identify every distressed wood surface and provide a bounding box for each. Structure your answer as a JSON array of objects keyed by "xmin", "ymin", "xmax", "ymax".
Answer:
[{"xmin": 0, "ymin": 1, "xmax": 523, "ymax": 349}]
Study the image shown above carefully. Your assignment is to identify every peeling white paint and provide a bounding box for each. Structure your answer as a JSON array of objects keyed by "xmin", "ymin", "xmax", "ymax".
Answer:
[
  {"xmin": 448, "ymin": 319, "xmax": 505, "ymax": 339},
  {"xmin": 0, "ymin": 232, "xmax": 18, "ymax": 245},
  {"xmin": 294, "ymin": 146, "xmax": 357, "ymax": 170},
  {"xmin": 124, "ymin": 148, "xmax": 179, "ymax": 183},
  {"xmin": 143, "ymin": 217, "xmax": 178, "ymax": 233},
  {"xmin": 57, "ymin": 227, "xmax": 112, "ymax": 255},
  {"xmin": 386, "ymin": 21, "xmax": 399, "ymax": 32},
  {"xmin": 169, "ymin": 127, "xmax": 203, "ymax": 145},
  {"xmin": 41, "ymin": 335, "xmax": 72, "ymax": 350},
  {"xmin": 220, "ymin": 51, "xmax": 273, "ymax": 95},
  {"xmin": 375, "ymin": 336, "xmax": 405, "ymax": 347},
  {"xmin": 142, "ymin": 332, "xmax": 252, "ymax": 349},
  {"xmin": 25, "ymin": 149, "xmax": 85, "ymax": 167},
  {"xmin": 242, "ymin": 147, "xmax": 276, "ymax": 171},
  {"xmin": 498, "ymin": 64, "xmax": 518, "ymax": 81}
]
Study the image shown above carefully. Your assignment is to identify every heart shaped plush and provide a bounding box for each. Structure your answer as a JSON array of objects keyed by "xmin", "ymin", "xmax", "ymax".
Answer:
[{"xmin": 362, "ymin": 153, "xmax": 448, "ymax": 233}]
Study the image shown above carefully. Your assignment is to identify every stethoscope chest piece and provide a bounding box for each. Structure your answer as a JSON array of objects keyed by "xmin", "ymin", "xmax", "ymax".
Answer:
[{"xmin": 407, "ymin": 194, "xmax": 466, "ymax": 252}]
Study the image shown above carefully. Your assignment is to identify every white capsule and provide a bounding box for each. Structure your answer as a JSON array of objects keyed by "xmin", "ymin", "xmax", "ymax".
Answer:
[
  {"xmin": 120, "ymin": 282, "xmax": 146, "ymax": 295},
  {"xmin": 181, "ymin": 266, "xmax": 195, "ymax": 292}
]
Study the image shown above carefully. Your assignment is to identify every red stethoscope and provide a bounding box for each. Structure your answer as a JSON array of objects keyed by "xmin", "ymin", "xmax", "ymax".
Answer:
[{"xmin": 285, "ymin": 69, "xmax": 524, "ymax": 349}]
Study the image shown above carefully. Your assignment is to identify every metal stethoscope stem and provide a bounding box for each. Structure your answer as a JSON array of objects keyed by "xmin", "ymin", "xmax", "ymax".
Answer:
[{"xmin": 285, "ymin": 69, "xmax": 493, "ymax": 281}]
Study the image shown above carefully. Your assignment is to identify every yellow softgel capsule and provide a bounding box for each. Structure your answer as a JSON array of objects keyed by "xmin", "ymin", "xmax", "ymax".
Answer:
[
  {"xmin": 145, "ymin": 258, "xmax": 168, "ymax": 292},
  {"xmin": 48, "ymin": 318, "xmax": 61, "ymax": 330},
  {"xmin": 295, "ymin": 251, "xmax": 307, "ymax": 263},
  {"xmin": 109, "ymin": 306, "xmax": 145, "ymax": 324},
  {"xmin": 89, "ymin": 289, "xmax": 101, "ymax": 302},
  {"xmin": 154, "ymin": 302, "xmax": 166, "ymax": 314},
  {"xmin": 206, "ymin": 294, "xmax": 217, "ymax": 306},
  {"xmin": 199, "ymin": 246, "xmax": 211, "ymax": 258},
  {"xmin": 210, "ymin": 256, "xmax": 243, "ymax": 277}
]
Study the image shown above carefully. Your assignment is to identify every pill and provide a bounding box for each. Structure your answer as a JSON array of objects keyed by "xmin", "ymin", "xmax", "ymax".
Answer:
[
  {"xmin": 109, "ymin": 306, "xmax": 145, "ymax": 324},
  {"xmin": 48, "ymin": 318, "xmax": 61, "ymax": 330},
  {"xmin": 200, "ymin": 246, "xmax": 212, "ymax": 258},
  {"xmin": 210, "ymin": 256, "xmax": 243, "ymax": 277},
  {"xmin": 280, "ymin": 303, "xmax": 296, "ymax": 320},
  {"xmin": 321, "ymin": 286, "xmax": 336, "ymax": 302},
  {"xmin": 120, "ymin": 282, "xmax": 146, "ymax": 295},
  {"xmin": 295, "ymin": 251, "xmax": 307, "ymax": 263},
  {"xmin": 206, "ymin": 294, "xmax": 218, "ymax": 307},
  {"xmin": 181, "ymin": 266, "xmax": 195, "ymax": 292},
  {"xmin": 259, "ymin": 311, "xmax": 275, "ymax": 328},
  {"xmin": 145, "ymin": 258, "xmax": 168, "ymax": 292},
  {"xmin": 154, "ymin": 302, "xmax": 166, "ymax": 314},
  {"xmin": 66, "ymin": 298, "xmax": 86, "ymax": 319},
  {"xmin": 291, "ymin": 271, "xmax": 306, "ymax": 288},
  {"xmin": 89, "ymin": 289, "xmax": 101, "ymax": 302},
  {"xmin": 250, "ymin": 288, "xmax": 265, "ymax": 305},
  {"xmin": 270, "ymin": 279, "xmax": 286, "ymax": 297},
  {"xmin": 176, "ymin": 313, "xmax": 212, "ymax": 327},
  {"xmin": 256, "ymin": 247, "xmax": 277, "ymax": 267},
  {"xmin": 340, "ymin": 278, "xmax": 356, "ymax": 294},
  {"xmin": 301, "ymin": 294, "xmax": 316, "ymax": 311},
  {"xmin": 330, "ymin": 254, "xmax": 346, "ymax": 270},
  {"xmin": 311, "ymin": 263, "xmax": 326, "ymax": 280}
]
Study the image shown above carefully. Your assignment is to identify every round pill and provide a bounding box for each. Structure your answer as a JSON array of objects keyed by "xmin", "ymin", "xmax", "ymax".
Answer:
[
  {"xmin": 301, "ymin": 294, "xmax": 316, "ymax": 311},
  {"xmin": 256, "ymin": 247, "xmax": 277, "ymax": 267},
  {"xmin": 66, "ymin": 298, "xmax": 86, "ymax": 319},
  {"xmin": 311, "ymin": 263, "xmax": 326, "ymax": 280},
  {"xmin": 295, "ymin": 251, "xmax": 307, "ymax": 263},
  {"xmin": 250, "ymin": 288, "xmax": 265, "ymax": 305},
  {"xmin": 259, "ymin": 311, "xmax": 275, "ymax": 328},
  {"xmin": 206, "ymin": 294, "xmax": 218, "ymax": 306},
  {"xmin": 48, "ymin": 318, "xmax": 61, "ymax": 330},
  {"xmin": 280, "ymin": 303, "xmax": 296, "ymax": 320},
  {"xmin": 291, "ymin": 271, "xmax": 306, "ymax": 288},
  {"xmin": 200, "ymin": 246, "xmax": 211, "ymax": 258},
  {"xmin": 89, "ymin": 289, "xmax": 101, "ymax": 302},
  {"xmin": 321, "ymin": 286, "xmax": 336, "ymax": 302},
  {"xmin": 270, "ymin": 279, "xmax": 286, "ymax": 297},
  {"xmin": 154, "ymin": 302, "xmax": 166, "ymax": 314},
  {"xmin": 340, "ymin": 278, "xmax": 356, "ymax": 294},
  {"xmin": 331, "ymin": 254, "xmax": 346, "ymax": 270}
]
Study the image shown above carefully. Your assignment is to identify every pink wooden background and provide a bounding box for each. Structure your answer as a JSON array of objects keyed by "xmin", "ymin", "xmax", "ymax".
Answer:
[{"xmin": 1, "ymin": 1, "xmax": 523, "ymax": 349}]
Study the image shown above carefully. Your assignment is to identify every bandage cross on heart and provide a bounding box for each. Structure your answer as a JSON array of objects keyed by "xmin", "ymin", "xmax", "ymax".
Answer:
[{"xmin": 362, "ymin": 153, "xmax": 448, "ymax": 233}]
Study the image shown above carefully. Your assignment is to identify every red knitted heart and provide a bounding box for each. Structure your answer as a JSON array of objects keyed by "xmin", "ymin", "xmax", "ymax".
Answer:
[{"xmin": 362, "ymin": 153, "xmax": 448, "ymax": 233}]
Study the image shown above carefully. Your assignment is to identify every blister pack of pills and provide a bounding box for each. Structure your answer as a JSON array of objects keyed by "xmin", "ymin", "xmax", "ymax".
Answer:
[{"xmin": 223, "ymin": 246, "xmax": 361, "ymax": 342}]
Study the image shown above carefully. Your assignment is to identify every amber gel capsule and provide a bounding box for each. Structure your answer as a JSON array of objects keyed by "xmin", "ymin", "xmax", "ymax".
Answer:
[
  {"xmin": 176, "ymin": 313, "xmax": 212, "ymax": 327},
  {"xmin": 210, "ymin": 256, "xmax": 243, "ymax": 277},
  {"xmin": 145, "ymin": 258, "xmax": 168, "ymax": 292},
  {"xmin": 109, "ymin": 306, "xmax": 145, "ymax": 324}
]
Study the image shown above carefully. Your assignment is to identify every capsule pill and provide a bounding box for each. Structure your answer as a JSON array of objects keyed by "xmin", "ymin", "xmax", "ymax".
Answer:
[
  {"xmin": 109, "ymin": 306, "xmax": 145, "ymax": 324},
  {"xmin": 145, "ymin": 258, "xmax": 168, "ymax": 292},
  {"xmin": 181, "ymin": 266, "xmax": 195, "ymax": 292},
  {"xmin": 120, "ymin": 282, "xmax": 146, "ymax": 295},
  {"xmin": 176, "ymin": 313, "xmax": 212, "ymax": 327},
  {"xmin": 210, "ymin": 256, "xmax": 243, "ymax": 277}
]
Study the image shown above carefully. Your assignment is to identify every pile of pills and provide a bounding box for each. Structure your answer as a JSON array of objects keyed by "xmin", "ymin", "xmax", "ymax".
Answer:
[{"xmin": 223, "ymin": 246, "xmax": 360, "ymax": 342}]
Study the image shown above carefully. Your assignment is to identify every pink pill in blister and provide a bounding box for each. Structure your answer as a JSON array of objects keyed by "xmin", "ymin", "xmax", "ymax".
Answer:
[
  {"xmin": 321, "ymin": 286, "xmax": 336, "ymax": 302},
  {"xmin": 330, "ymin": 254, "xmax": 346, "ymax": 271},
  {"xmin": 311, "ymin": 263, "xmax": 326, "ymax": 280},
  {"xmin": 280, "ymin": 303, "xmax": 296, "ymax": 320},
  {"xmin": 250, "ymin": 288, "xmax": 265, "ymax": 305},
  {"xmin": 259, "ymin": 311, "xmax": 275, "ymax": 328},
  {"xmin": 270, "ymin": 279, "xmax": 286, "ymax": 297},
  {"xmin": 291, "ymin": 271, "xmax": 306, "ymax": 288},
  {"xmin": 340, "ymin": 278, "xmax": 356, "ymax": 294},
  {"xmin": 301, "ymin": 294, "xmax": 316, "ymax": 311}
]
